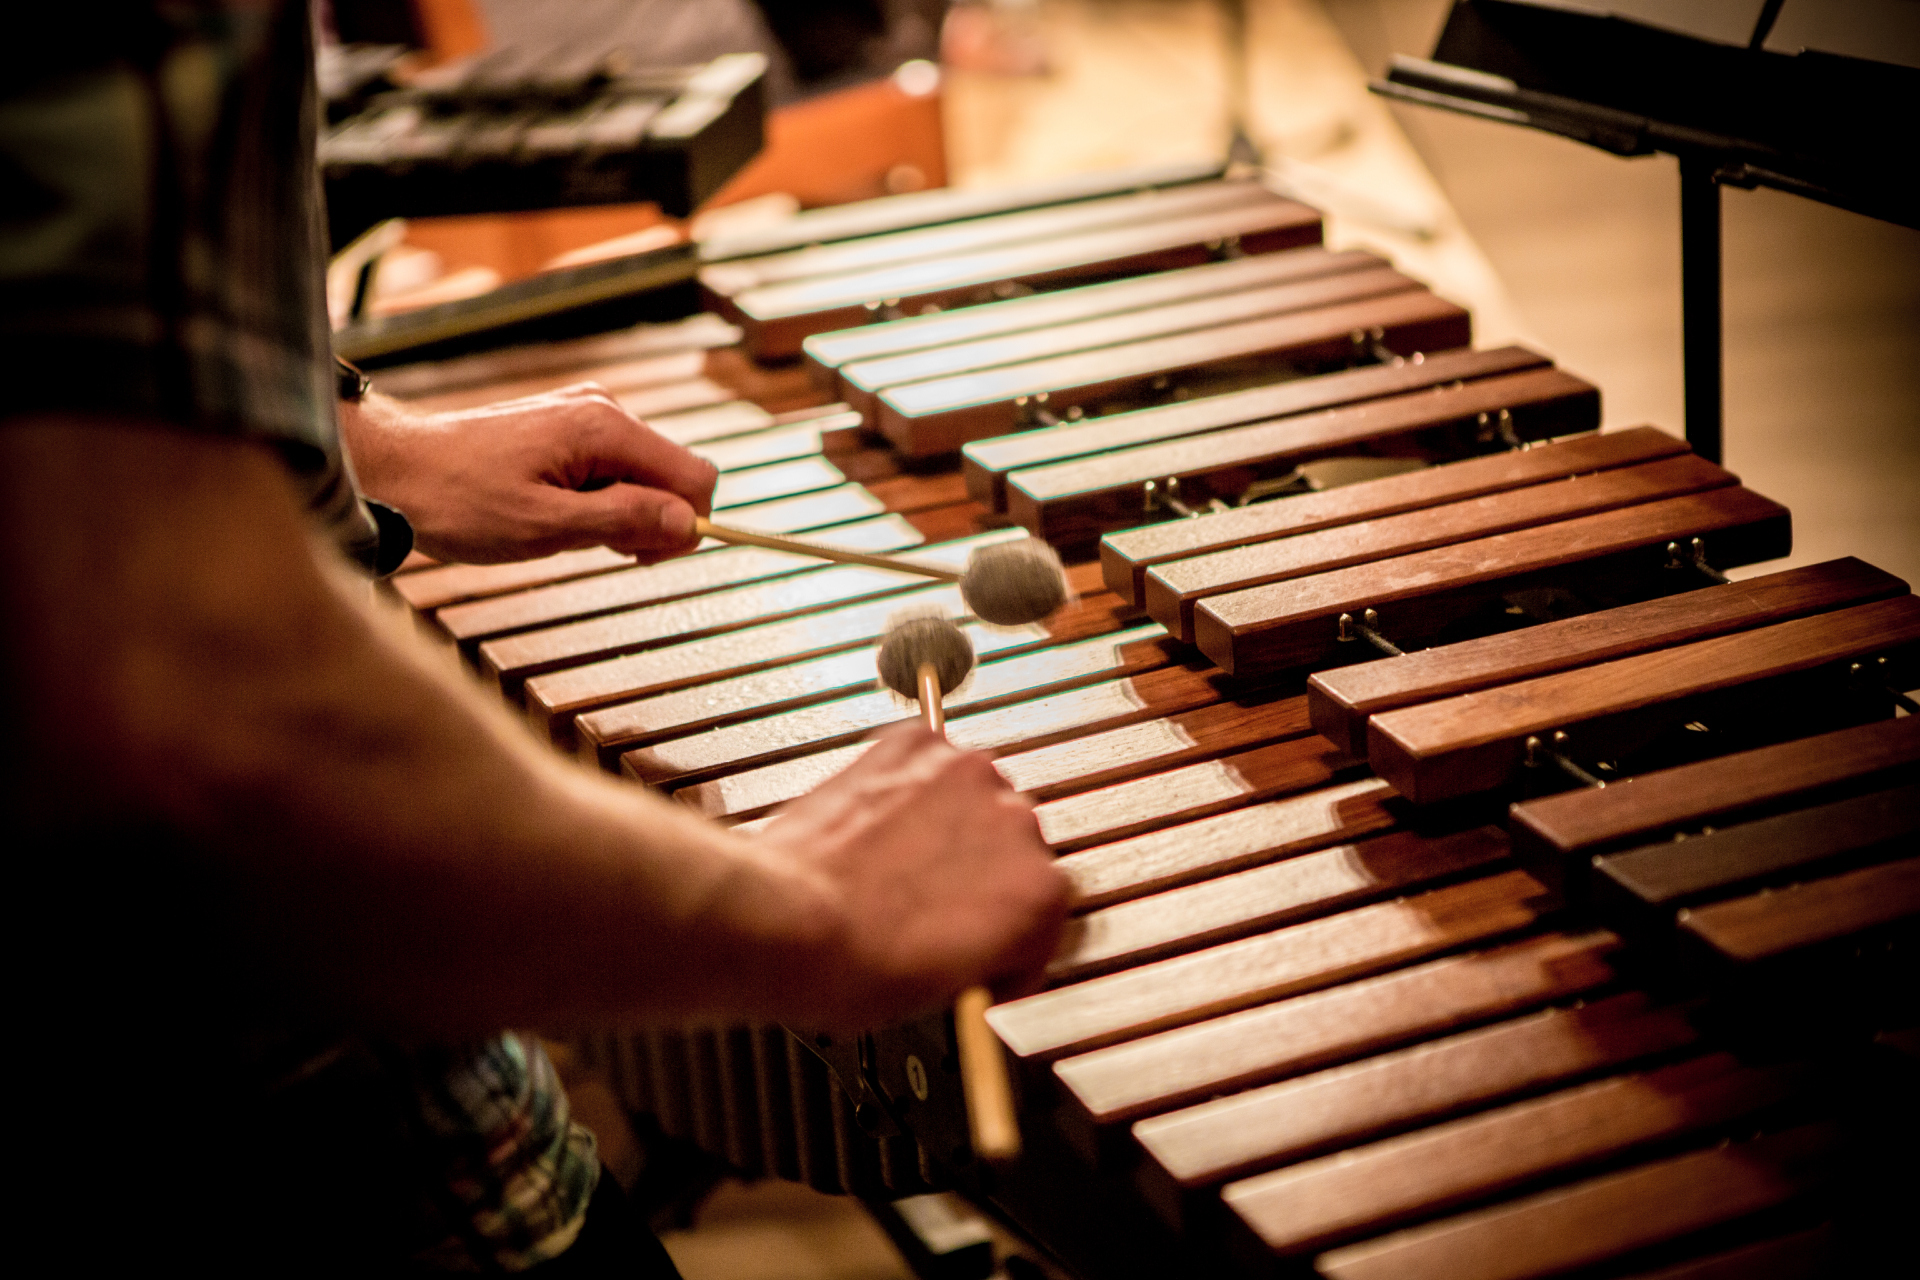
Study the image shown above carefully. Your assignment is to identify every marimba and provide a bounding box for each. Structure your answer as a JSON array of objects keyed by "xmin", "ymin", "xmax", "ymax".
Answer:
[{"xmin": 374, "ymin": 170, "xmax": 1915, "ymax": 1279}]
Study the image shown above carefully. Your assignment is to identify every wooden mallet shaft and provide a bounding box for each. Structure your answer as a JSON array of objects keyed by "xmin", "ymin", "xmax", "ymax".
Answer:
[
  {"xmin": 915, "ymin": 661, "xmax": 1021, "ymax": 1163},
  {"xmin": 695, "ymin": 516, "xmax": 962, "ymax": 582}
]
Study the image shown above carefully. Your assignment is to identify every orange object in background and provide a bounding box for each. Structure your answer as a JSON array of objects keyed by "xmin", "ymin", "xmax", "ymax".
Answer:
[
  {"xmin": 400, "ymin": 203, "xmax": 684, "ymax": 286},
  {"xmin": 408, "ymin": 0, "xmax": 489, "ymax": 65},
  {"xmin": 705, "ymin": 61, "xmax": 949, "ymax": 211}
]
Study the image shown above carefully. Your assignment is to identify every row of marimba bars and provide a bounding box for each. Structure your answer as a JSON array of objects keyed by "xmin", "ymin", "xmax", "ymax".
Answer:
[
  {"xmin": 377, "ymin": 345, "xmax": 1917, "ymax": 1277},
  {"xmin": 369, "ymin": 176, "xmax": 1917, "ymax": 1274}
]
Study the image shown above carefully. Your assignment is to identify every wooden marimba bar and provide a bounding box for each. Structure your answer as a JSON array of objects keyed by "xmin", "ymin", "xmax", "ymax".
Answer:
[{"xmin": 375, "ymin": 171, "xmax": 1916, "ymax": 1278}]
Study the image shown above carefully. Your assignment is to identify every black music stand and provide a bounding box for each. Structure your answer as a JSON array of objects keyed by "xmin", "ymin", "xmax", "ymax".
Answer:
[{"xmin": 1369, "ymin": 0, "xmax": 1920, "ymax": 464}]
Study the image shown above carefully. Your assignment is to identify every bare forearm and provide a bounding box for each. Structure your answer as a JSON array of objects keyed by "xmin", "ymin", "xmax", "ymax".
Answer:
[{"xmin": 1, "ymin": 417, "xmax": 829, "ymax": 1036}]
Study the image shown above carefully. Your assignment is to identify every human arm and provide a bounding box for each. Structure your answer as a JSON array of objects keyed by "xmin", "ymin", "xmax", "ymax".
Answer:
[
  {"xmin": 0, "ymin": 415, "xmax": 1067, "ymax": 1037},
  {"xmin": 336, "ymin": 382, "xmax": 718, "ymax": 566}
]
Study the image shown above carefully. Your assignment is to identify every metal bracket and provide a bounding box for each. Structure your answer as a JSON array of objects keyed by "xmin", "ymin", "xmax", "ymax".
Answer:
[
  {"xmin": 1206, "ymin": 233, "xmax": 1247, "ymax": 260},
  {"xmin": 1144, "ymin": 475, "xmax": 1229, "ymax": 519},
  {"xmin": 1012, "ymin": 391, "xmax": 1060, "ymax": 429},
  {"xmin": 1348, "ymin": 325, "xmax": 1401, "ymax": 366},
  {"xmin": 1475, "ymin": 407, "xmax": 1523, "ymax": 449},
  {"xmin": 1236, "ymin": 468, "xmax": 1317, "ymax": 506},
  {"xmin": 792, "ymin": 1027, "xmax": 907, "ymax": 1138},
  {"xmin": 1337, "ymin": 608, "xmax": 1405, "ymax": 657},
  {"xmin": 1666, "ymin": 536, "xmax": 1730, "ymax": 584},
  {"xmin": 1849, "ymin": 656, "xmax": 1920, "ymax": 716},
  {"xmin": 1524, "ymin": 731, "xmax": 1609, "ymax": 789}
]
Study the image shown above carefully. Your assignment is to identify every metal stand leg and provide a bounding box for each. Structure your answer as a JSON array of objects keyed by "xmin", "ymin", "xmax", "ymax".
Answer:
[{"xmin": 1680, "ymin": 156, "xmax": 1723, "ymax": 464}]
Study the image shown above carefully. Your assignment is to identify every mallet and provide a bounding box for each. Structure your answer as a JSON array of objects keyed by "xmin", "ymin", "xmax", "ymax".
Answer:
[
  {"xmin": 874, "ymin": 612, "xmax": 1023, "ymax": 1162},
  {"xmin": 696, "ymin": 518, "xmax": 1068, "ymax": 626}
]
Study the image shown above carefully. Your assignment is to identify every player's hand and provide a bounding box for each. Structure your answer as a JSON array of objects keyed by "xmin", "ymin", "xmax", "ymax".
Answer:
[
  {"xmin": 339, "ymin": 383, "xmax": 717, "ymax": 564},
  {"xmin": 752, "ymin": 722, "xmax": 1072, "ymax": 1028}
]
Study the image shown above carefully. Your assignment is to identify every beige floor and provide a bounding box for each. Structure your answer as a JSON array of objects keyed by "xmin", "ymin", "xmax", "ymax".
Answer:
[{"xmin": 660, "ymin": 3, "xmax": 1919, "ymax": 1275}]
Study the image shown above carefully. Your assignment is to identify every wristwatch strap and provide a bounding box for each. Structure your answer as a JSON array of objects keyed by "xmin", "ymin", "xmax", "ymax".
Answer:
[{"xmin": 335, "ymin": 355, "xmax": 372, "ymax": 402}]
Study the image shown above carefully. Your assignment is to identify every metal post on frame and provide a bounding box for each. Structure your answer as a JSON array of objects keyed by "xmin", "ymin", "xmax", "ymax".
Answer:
[{"xmin": 1679, "ymin": 155, "xmax": 1723, "ymax": 464}]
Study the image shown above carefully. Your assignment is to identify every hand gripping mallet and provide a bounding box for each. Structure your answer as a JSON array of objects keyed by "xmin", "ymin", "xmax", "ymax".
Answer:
[{"xmin": 874, "ymin": 612, "xmax": 1023, "ymax": 1161}]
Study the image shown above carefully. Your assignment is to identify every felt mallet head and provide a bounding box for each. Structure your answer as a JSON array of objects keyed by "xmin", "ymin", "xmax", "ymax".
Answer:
[
  {"xmin": 876, "ymin": 612, "xmax": 975, "ymax": 702},
  {"xmin": 960, "ymin": 538, "xmax": 1068, "ymax": 626}
]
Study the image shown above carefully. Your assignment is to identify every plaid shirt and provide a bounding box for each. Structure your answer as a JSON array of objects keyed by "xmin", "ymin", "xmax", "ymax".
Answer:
[
  {"xmin": 402, "ymin": 1035, "xmax": 604, "ymax": 1271},
  {"xmin": 1, "ymin": 0, "xmax": 375, "ymax": 561},
  {"xmin": 2, "ymin": 4, "xmax": 597, "ymax": 1268}
]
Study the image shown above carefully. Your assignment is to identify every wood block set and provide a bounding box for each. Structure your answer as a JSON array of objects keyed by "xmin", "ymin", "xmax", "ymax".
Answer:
[{"xmin": 370, "ymin": 170, "xmax": 1916, "ymax": 1279}]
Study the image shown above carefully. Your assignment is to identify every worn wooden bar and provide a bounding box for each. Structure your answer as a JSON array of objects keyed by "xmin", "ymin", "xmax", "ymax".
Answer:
[
  {"xmin": 807, "ymin": 247, "xmax": 1388, "ymax": 392},
  {"xmin": 699, "ymin": 157, "xmax": 1224, "ymax": 261},
  {"xmin": 693, "ymin": 482, "xmax": 893, "ymax": 535},
  {"xmin": 614, "ymin": 376, "xmax": 735, "ymax": 419},
  {"xmin": 668, "ymin": 662, "xmax": 1240, "ymax": 819},
  {"xmin": 690, "ymin": 411, "xmax": 862, "ymax": 471},
  {"xmin": 969, "ymin": 346, "xmax": 1552, "ymax": 512},
  {"xmin": 1591, "ymin": 781, "xmax": 1920, "ymax": 932},
  {"xmin": 622, "ymin": 627, "xmax": 1187, "ymax": 789},
  {"xmin": 1100, "ymin": 425, "xmax": 1686, "ymax": 605},
  {"xmin": 481, "ymin": 526, "xmax": 1012, "ymax": 698},
  {"xmin": 701, "ymin": 178, "xmax": 1277, "ymax": 300},
  {"xmin": 1312, "ymin": 558, "xmax": 1909, "ymax": 756},
  {"xmin": 708, "ymin": 455, "xmax": 847, "ymax": 508},
  {"xmin": 1508, "ymin": 715, "xmax": 1920, "ymax": 881},
  {"xmin": 523, "ymin": 559, "xmax": 1116, "ymax": 747},
  {"xmin": 483, "ymin": 559, "xmax": 922, "ymax": 697},
  {"xmin": 986, "ymin": 869, "xmax": 1552, "ymax": 1063},
  {"xmin": 1132, "ymin": 993, "xmax": 1699, "ymax": 1229},
  {"xmin": 1146, "ymin": 453, "xmax": 1733, "ymax": 642},
  {"xmin": 993, "ymin": 691, "xmax": 1315, "ymax": 803},
  {"xmin": 1311, "ymin": 1124, "xmax": 1838, "ymax": 1280},
  {"xmin": 370, "ymin": 312, "xmax": 742, "ymax": 400},
  {"xmin": 645, "ymin": 400, "xmax": 778, "ymax": 445},
  {"xmin": 1222, "ymin": 1054, "xmax": 1805, "ymax": 1257},
  {"xmin": 434, "ymin": 517, "xmax": 924, "ymax": 648},
  {"xmin": 1032, "ymin": 731, "xmax": 1359, "ymax": 852},
  {"xmin": 839, "ymin": 266, "xmax": 1425, "ymax": 420},
  {"xmin": 1677, "ymin": 856, "xmax": 1920, "ymax": 966},
  {"xmin": 1050, "ymin": 930, "xmax": 1624, "ymax": 1154},
  {"xmin": 1011, "ymin": 366, "xmax": 1599, "ymax": 546},
  {"xmin": 1048, "ymin": 826, "xmax": 1509, "ymax": 983},
  {"xmin": 880, "ymin": 291, "xmax": 1473, "ymax": 460},
  {"xmin": 573, "ymin": 619, "xmax": 1045, "ymax": 768},
  {"xmin": 526, "ymin": 582, "xmax": 957, "ymax": 741},
  {"xmin": 572, "ymin": 580, "xmax": 1126, "ymax": 763},
  {"xmin": 396, "ymin": 348, "xmax": 712, "ymax": 413},
  {"xmin": 1056, "ymin": 777, "xmax": 1401, "ymax": 910},
  {"xmin": 728, "ymin": 196, "xmax": 1324, "ymax": 360},
  {"xmin": 1367, "ymin": 595, "xmax": 1920, "ymax": 805},
  {"xmin": 710, "ymin": 682, "xmax": 1326, "ymax": 832},
  {"xmin": 390, "ymin": 546, "xmax": 639, "ymax": 612},
  {"xmin": 1196, "ymin": 486, "xmax": 1794, "ymax": 677}
]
